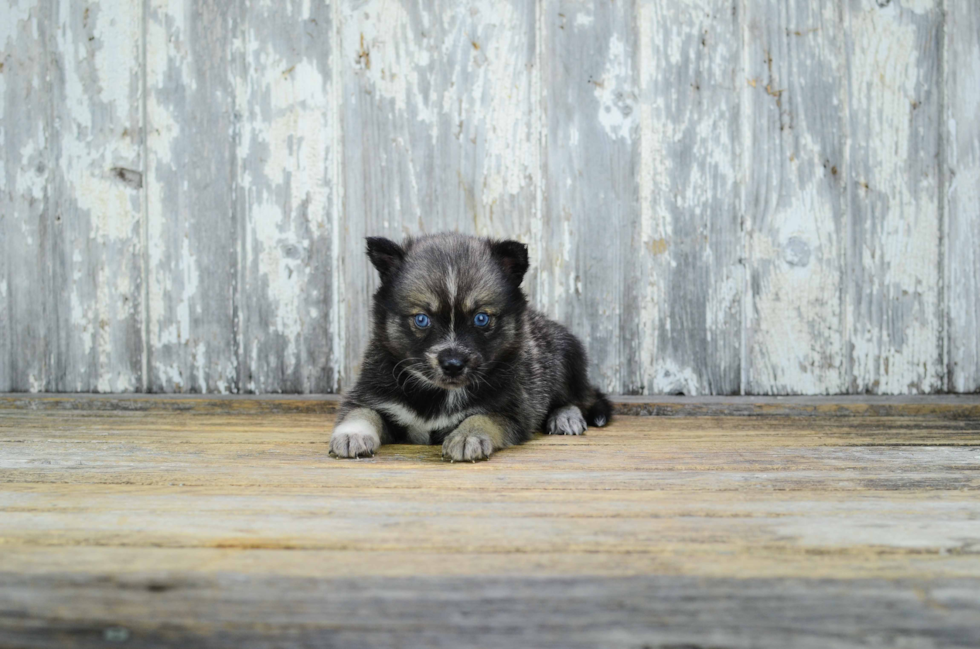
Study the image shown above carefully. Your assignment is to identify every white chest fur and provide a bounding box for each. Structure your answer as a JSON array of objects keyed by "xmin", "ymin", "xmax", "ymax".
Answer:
[{"xmin": 375, "ymin": 401, "xmax": 470, "ymax": 445}]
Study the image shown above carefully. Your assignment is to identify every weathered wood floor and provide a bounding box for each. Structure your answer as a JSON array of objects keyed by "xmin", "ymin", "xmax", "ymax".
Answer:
[{"xmin": 1, "ymin": 396, "xmax": 979, "ymax": 648}]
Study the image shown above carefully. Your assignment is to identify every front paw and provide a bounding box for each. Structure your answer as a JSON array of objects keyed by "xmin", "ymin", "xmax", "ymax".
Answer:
[
  {"xmin": 442, "ymin": 430, "xmax": 493, "ymax": 461},
  {"xmin": 330, "ymin": 417, "xmax": 380, "ymax": 458},
  {"xmin": 442, "ymin": 415, "xmax": 506, "ymax": 462}
]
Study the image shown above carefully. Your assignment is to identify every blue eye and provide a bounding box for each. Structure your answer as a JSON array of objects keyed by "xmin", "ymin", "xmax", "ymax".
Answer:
[
  {"xmin": 413, "ymin": 313, "xmax": 431, "ymax": 328},
  {"xmin": 473, "ymin": 312, "xmax": 490, "ymax": 327}
]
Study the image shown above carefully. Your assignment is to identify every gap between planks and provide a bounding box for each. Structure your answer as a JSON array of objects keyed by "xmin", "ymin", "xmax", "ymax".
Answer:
[{"xmin": 2, "ymin": 393, "xmax": 980, "ymax": 417}]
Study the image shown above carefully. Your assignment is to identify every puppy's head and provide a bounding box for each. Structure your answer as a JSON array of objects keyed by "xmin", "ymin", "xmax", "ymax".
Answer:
[{"xmin": 367, "ymin": 233, "xmax": 529, "ymax": 391}]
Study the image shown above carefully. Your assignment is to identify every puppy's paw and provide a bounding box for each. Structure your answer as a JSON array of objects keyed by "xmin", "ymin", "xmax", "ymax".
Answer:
[
  {"xmin": 442, "ymin": 431, "xmax": 493, "ymax": 462},
  {"xmin": 442, "ymin": 416, "xmax": 503, "ymax": 462},
  {"xmin": 330, "ymin": 416, "xmax": 380, "ymax": 458},
  {"xmin": 546, "ymin": 405, "xmax": 587, "ymax": 436}
]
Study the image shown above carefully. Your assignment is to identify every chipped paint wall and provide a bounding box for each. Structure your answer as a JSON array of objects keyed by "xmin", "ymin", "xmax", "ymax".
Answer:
[{"xmin": 1, "ymin": 0, "xmax": 978, "ymax": 395}]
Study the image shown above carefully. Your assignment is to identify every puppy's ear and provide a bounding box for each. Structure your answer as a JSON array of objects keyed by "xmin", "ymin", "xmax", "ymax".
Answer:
[
  {"xmin": 490, "ymin": 239, "xmax": 529, "ymax": 287},
  {"xmin": 366, "ymin": 237, "xmax": 405, "ymax": 283}
]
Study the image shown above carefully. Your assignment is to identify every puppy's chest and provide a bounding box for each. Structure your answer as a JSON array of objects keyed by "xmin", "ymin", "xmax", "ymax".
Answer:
[{"xmin": 375, "ymin": 400, "xmax": 470, "ymax": 445}]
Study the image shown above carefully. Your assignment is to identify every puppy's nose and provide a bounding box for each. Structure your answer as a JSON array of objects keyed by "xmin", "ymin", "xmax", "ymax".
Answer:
[{"xmin": 437, "ymin": 350, "xmax": 467, "ymax": 377}]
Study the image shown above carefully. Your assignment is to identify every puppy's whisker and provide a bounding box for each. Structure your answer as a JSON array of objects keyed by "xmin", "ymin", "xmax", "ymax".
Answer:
[
  {"xmin": 401, "ymin": 365, "xmax": 430, "ymax": 393},
  {"xmin": 392, "ymin": 357, "xmax": 419, "ymax": 384},
  {"xmin": 406, "ymin": 366, "xmax": 439, "ymax": 390}
]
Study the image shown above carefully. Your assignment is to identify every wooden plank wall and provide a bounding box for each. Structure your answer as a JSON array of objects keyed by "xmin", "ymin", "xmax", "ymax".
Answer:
[{"xmin": 1, "ymin": 0, "xmax": 978, "ymax": 396}]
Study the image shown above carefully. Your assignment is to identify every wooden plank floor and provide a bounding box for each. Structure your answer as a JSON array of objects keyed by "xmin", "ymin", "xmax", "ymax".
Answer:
[{"xmin": 1, "ymin": 399, "xmax": 979, "ymax": 648}]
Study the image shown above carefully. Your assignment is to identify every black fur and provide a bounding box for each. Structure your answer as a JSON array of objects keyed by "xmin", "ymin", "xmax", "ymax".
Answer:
[{"xmin": 336, "ymin": 233, "xmax": 611, "ymax": 453}]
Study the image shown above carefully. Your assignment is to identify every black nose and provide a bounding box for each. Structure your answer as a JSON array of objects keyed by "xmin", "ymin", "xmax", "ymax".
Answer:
[{"xmin": 437, "ymin": 350, "xmax": 467, "ymax": 377}]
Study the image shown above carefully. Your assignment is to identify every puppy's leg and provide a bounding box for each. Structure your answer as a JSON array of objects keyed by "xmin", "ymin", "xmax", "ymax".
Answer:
[
  {"xmin": 331, "ymin": 408, "xmax": 385, "ymax": 458},
  {"xmin": 545, "ymin": 404, "xmax": 587, "ymax": 436},
  {"xmin": 442, "ymin": 414, "xmax": 512, "ymax": 462},
  {"xmin": 584, "ymin": 389, "xmax": 612, "ymax": 427}
]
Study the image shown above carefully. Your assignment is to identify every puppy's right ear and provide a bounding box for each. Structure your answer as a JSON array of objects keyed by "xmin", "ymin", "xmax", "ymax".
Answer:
[
  {"xmin": 366, "ymin": 237, "xmax": 405, "ymax": 283},
  {"xmin": 490, "ymin": 239, "xmax": 529, "ymax": 287}
]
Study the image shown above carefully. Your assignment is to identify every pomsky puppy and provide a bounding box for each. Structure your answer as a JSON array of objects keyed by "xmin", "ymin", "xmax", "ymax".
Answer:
[{"xmin": 330, "ymin": 233, "xmax": 612, "ymax": 462}]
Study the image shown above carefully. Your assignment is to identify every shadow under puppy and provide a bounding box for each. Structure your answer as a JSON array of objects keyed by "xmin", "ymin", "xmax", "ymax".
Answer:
[{"xmin": 331, "ymin": 233, "xmax": 612, "ymax": 462}]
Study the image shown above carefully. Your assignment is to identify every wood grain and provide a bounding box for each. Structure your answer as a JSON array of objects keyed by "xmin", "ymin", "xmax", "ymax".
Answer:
[
  {"xmin": 1, "ymin": 406, "xmax": 979, "ymax": 646},
  {"xmin": 235, "ymin": 0, "xmax": 337, "ymax": 393},
  {"xmin": 2, "ymin": 0, "xmax": 145, "ymax": 392},
  {"xmin": 145, "ymin": 0, "xmax": 240, "ymax": 393},
  {"xmin": 1, "ymin": 0, "xmax": 50, "ymax": 392},
  {"xmin": 1, "ymin": 574, "xmax": 979, "ymax": 649},
  {"xmin": 743, "ymin": 1, "xmax": 846, "ymax": 394},
  {"xmin": 539, "ymin": 0, "xmax": 640, "ymax": 393},
  {"xmin": 638, "ymin": 0, "xmax": 741, "ymax": 396},
  {"xmin": 844, "ymin": 0, "xmax": 943, "ymax": 394},
  {"xmin": 50, "ymin": 0, "xmax": 145, "ymax": 392},
  {"xmin": 945, "ymin": 0, "xmax": 980, "ymax": 393}
]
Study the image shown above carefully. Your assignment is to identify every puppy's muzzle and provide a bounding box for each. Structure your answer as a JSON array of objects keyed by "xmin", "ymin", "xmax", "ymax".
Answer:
[{"xmin": 437, "ymin": 349, "xmax": 468, "ymax": 378}]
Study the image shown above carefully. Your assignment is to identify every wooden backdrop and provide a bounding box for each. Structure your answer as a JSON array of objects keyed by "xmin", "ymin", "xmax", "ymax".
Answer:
[{"xmin": 1, "ymin": 0, "xmax": 978, "ymax": 395}]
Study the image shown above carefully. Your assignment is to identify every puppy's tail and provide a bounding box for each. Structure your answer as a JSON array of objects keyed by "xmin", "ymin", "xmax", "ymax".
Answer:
[{"xmin": 585, "ymin": 388, "xmax": 613, "ymax": 428}]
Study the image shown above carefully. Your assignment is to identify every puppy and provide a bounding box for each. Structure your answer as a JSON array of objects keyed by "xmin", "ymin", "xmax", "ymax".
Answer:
[{"xmin": 330, "ymin": 233, "xmax": 612, "ymax": 461}]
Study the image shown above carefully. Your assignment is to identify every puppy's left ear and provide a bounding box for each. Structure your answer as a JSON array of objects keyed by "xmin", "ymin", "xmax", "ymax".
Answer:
[
  {"xmin": 366, "ymin": 237, "xmax": 405, "ymax": 283},
  {"xmin": 490, "ymin": 239, "xmax": 529, "ymax": 287}
]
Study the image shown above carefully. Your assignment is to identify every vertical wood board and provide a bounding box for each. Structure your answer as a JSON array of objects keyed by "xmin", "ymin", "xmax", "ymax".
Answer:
[
  {"xmin": 540, "ymin": 0, "xmax": 641, "ymax": 394},
  {"xmin": 742, "ymin": 1, "xmax": 846, "ymax": 394},
  {"xmin": 844, "ymin": 0, "xmax": 943, "ymax": 394},
  {"xmin": 1, "ymin": 0, "xmax": 50, "ymax": 392},
  {"xmin": 236, "ymin": 0, "xmax": 336, "ymax": 393},
  {"xmin": 146, "ymin": 0, "xmax": 240, "ymax": 392},
  {"xmin": 1, "ymin": 0, "xmax": 144, "ymax": 392},
  {"xmin": 638, "ymin": 0, "xmax": 741, "ymax": 395},
  {"xmin": 49, "ymin": 0, "xmax": 145, "ymax": 391},
  {"xmin": 945, "ymin": 0, "xmax": 980, "ymax": 393}
]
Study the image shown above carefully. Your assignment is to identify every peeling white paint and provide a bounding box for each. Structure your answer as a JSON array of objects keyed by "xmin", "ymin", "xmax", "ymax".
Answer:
[
  {"xmin": 741, "ymin": 2, "xmax": 846, "ymax": 395},
  {"xmin": 56, "ymin": 0, "xmax": 140, "ymax": 243},
  {"xmin": 901, "ymin": 0, "xmax": 936, "ymax": 15},
  {"xmin": 14, "ymin": 139, "xmax": 46, "ymax": 199},
  {"xmin": 946, "ymin": 2, "xmax": 980, "ymax": 392},
  {"xmin": 146, "ymin": 0, "xmax": 196, "ymax": 94},
  {"xmin": 638, "ymin": 9, "xmax": 666, "ymax": 388},
  {"xmin": 3, "ymin": 0, "xmax": 975, "ymax": 396},
  {"xmin": 345, "ymin": 0, "xmax": 434, "ymax": 125},
  {"xmin": 594, "ymin": 33, "xmax": 635, "ymax": 142},
  {"xmin": 574, "ymin": 12, "xmax": 593, "ymax": 29},
  {"xmin": 232, "ymin": 0, "xmax": 337, "ymax": 393},
  {"xmin": 651, "ymin": 359, "xmax": 701, "ymax": 396},
  {"xmin": 45, "ymin": 0, "xmax": 144, "ymax": 392},
  {"xmin": 847, "ymin": 2, "xmax": 942, "ymax": 393},
  {"xmin": 463, "ymin": 0, "xmax": 533, "ymax": 205},
  {"xmin": 748, "ymin": 185, "xmax": 841, "ymax": 395},
  {"xmin": 242, "ymin": 48, "xmax": 331, "ymax": 375},
  {"xmin": 638, "ymin": 0, "xmax": 740, "ymax": 395},
  {"xmin": 0, "ymin": 0, "xmax": 36, "ymax": 47}
]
